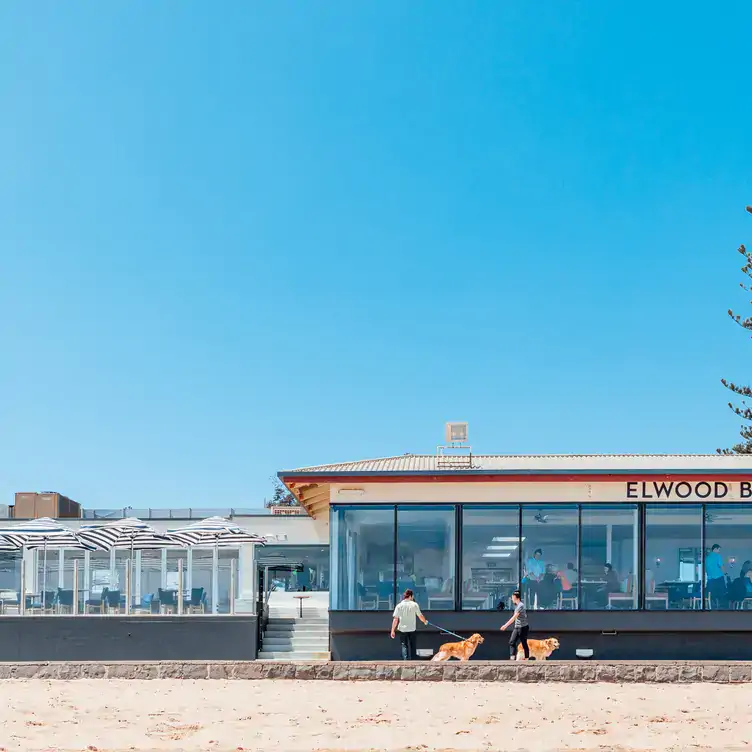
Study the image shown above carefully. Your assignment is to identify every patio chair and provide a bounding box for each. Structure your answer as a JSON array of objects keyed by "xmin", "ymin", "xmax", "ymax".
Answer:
[
  {"xmin": 158, "ymin": 588, "xmax": 177, "ymax": 614},
  {"xmin": 188, "ymin": 587, "xmax": 205, "ymax": 614},
  {"xmin": 24, "ymin": 592, "xmax": 56, "ymax": 614},
  {"xmin": 104, "ymin": 589, "xmax": 121, "ymax": 614},
  {"xmin": 56, "ymin": 588, "xmax": 75, "ymax": 614},
  {"xmin": 42, "ymin": 591, "xmax": 57, "ymax": 613},
  {"xmin": 86, "ymin": 588, "xmax": 106, "ymax": 614},
  {"xmin": 0, "ymin": 589, "xmax": 19, "ymax": 615}
]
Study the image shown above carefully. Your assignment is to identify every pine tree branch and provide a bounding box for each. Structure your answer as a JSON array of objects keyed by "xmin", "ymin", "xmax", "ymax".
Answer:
[
  {"xmin": 719, "ymin": 205, "xmax": 752, "ymax": 454},
  {"xmin": 721, "ymin": 380, "xmax": 752, "ymax": 397}
]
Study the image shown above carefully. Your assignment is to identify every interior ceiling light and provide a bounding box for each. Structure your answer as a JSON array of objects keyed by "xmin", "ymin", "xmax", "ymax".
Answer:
[{"xmin": 482, "ymin": 553, "xmax": 511, "ymax": 558}]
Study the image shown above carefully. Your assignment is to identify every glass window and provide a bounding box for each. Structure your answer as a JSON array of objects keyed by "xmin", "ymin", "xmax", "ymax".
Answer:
[
  {"xmin": 88, "ymin": 550, "xmax": 114, "ymax": 612},
  {"xmin": 35, "ymin": 549, "xmax": 63, "ymax": 608},
  {"xmin": 397, "ymin": 506, "xmax": 456, "ymax": 610},
  {"xmin": 139, "ymin": 549, "xmax": 164, "ymax": 610},
  {"xmin": 216, "ymin": 548, "xmax": 237, "ymax": 614},
  {"xmin": 704, "ymin": 505, "xmax": 752, "ymax": 609},
  {"xmin": 522, "ymin": 506, "xmax": 578, "ymax": 610},
  {"xmin": 0, "ymin": 550, "xmax": 22, "ymax": 611},
  {"xmin": 645, "ymin": 505, "xmax": 702, "ymax": 610},
  {"xmin": 191, "ymin": 549, "xmax": 214, "ymax": 610},
  {"xmin": 115, "ymin": 550, "xmax": 133, "ymax": 607},
  {"xmin": 461, "ymin": 506, "xmax": 520, "ymax": 610},
  {"xmin": 61, "ymin": 549, "xmax": 87, "ymax": 612},
  {"xmin": 330, "ymin": 506, "xmax": 395, "ymax": 610},
  {"xmin": 581, "ymin": 505, "xmax": 638, "ymax": 610},
  {"xmin": 259, "ymin": 546, "xmax": 330, "ymax": 593}
]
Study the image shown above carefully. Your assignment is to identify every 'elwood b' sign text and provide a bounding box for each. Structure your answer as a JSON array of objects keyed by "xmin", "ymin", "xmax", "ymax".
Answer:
[{"xmin": 626, "ymin": 480, "xmax": 752, "ymax": 500}]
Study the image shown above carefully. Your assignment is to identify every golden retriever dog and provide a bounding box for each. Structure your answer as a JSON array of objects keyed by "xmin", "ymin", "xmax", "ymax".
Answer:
[
  {"xmin": 431, "ymin": 633, "xmax": 484, "ymax": 662},
  {"xmin": 517, "ymin": 636, "xmax": 560, "ymax": 661}
]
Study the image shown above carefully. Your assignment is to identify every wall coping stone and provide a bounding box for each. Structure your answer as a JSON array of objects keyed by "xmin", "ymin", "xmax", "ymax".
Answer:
[{"xmin": 2, "ymin": 660, "xmax": 752, "ymax": 682}]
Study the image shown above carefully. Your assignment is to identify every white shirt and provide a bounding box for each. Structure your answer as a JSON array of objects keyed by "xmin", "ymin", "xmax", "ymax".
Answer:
[{"xmin": 393, "ymin": 599, "xmax": 423, "ymax": 633}]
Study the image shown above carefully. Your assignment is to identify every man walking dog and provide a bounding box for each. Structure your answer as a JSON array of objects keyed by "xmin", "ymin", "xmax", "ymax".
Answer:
[
  {"xmin": 390, "ymin": 589, "xmax": 428, "ymax": 660},
  {"xmin": 500, "ymin": 590, "xmax": 529, "ymax": 660}
]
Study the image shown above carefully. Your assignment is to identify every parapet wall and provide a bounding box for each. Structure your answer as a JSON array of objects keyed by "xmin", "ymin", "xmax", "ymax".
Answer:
[{"xmin": 1, "ymin": 661, "xmax": 752, "ymax": 682}]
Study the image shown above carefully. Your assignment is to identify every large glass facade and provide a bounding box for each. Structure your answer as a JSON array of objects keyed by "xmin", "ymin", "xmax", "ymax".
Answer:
[
  {"xmin": 330, "ymin": 506, "xmax": 395, "ymax": 610},
  {"xmin": 645, "ymin": 505, "xmax": 702, "ymax": 610},
  {"xmin": 397, "ymin": 506, "xmax": 455, "ymax": 609},
  {"xmin": 705, "ymin": 506, "xmax": 752, "ymax": 609},
  {"xmin": 0, "ymin": 545, "xmax": 244, "ymax": 616},
  {"xmin": 461, "ymin": 507, "xmax": 519, "ymax": 610},
  {"xmin": 581, "ymin": 505, "xmax": 638, "ymax": 610},
  {"xmin": 522, "ymin": 506, "xmax": 578, "ymax": 610},
  {"xmin": 331, "ymin": 501, "xmax": 720, "ymax": 612}
]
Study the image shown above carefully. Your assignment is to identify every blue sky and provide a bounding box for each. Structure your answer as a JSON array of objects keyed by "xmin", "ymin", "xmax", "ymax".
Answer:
[{"xmin": 1, "ymin": 2, "xmax": 751, "ymax": 510}]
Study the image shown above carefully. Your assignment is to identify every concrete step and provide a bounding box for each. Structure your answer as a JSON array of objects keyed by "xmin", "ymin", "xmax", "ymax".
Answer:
[
  {"xmin": 264, "ymin": 629, "xmax": 329, "ymax": 640},
  {"xmin": 265, "ymin": 622, "xmax": 329, "ymax": 630},
  {"xmin": 267, "ymin": 614, "xmax": 329, "ymax": 620},
  {"xmin": 266, "ymin": 613, "xmax": 329, "ymax": 620},
  {"xmin": 266, "ymin": 616, "xmax": 329, "ymax": 622},
  {"xmin": 257, "ymin": 651, "xmax": 331, "ymax": 660},
  {"xmin": 261, "ymin": 637, "xmax": 329, "ymax": 652}
]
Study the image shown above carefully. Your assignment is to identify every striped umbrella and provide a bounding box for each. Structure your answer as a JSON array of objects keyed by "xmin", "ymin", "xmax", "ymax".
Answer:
[
  {"xmin": 78, "ymin": 517, "xmax": 174, "ymax": 553},
  {"xmin": 168, "ymin": 516, "xmax": 266, "ymax": 548},
  {"xmin": 0, "ymin": 536, "xmax": 20, "ymax": 552},
  {"xmin": 0, "ymin": 518, "xmax": 92, "ymax": 610},
  {"xmin": 168, "ymin": 517, "xmax": 265, "ymax": 613},
  {"xmin": 78, "ymin": 518, "xmax": 177, "ymax": 613}
]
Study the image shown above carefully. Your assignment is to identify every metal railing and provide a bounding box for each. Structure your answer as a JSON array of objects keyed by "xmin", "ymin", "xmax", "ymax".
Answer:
[{"xmin": 81, "ymin": 507, "xmax": 269, "ymax": 520}]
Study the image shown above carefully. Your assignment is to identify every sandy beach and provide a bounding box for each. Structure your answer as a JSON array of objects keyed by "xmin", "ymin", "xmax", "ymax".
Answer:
[{"xmin": 0, "ymin": 679, "xmax": 750, "ymax": 752}]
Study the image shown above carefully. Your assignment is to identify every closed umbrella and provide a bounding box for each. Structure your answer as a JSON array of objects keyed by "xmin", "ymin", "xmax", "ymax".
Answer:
[
  {"xmin": 168, "ymin": 517, "xmax": 265, "ymax": 613},
  {"xmin": 78, "ymin": 518, "xmax": 176, "ymax": 613},
  {"xmin": 0, "ymin": 518, "xmax": 92, "ymax": 611}
]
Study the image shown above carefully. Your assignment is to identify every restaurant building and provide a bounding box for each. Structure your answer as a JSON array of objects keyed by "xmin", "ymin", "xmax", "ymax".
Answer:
[{"xmin": 279, "ymin": 452, "xmax": 752, "ymax": 661}]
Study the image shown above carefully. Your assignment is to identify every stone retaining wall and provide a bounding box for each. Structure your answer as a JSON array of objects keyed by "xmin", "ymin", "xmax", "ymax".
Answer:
[{"xmin": 1, "ymin": 661, "xmax": 752, "ymax": 682}]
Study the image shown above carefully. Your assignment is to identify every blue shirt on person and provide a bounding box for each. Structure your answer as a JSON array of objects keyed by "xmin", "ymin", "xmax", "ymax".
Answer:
[
  {"xmin": 705, "ymin": 551, "xmax": 724, "ymax": 580},
  {"xmin": 526, "ymin": 557, "xmax": 545, "ymax": 580}
]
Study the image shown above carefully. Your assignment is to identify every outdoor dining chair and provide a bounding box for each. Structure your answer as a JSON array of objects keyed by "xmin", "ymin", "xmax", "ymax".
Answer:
[
  {"xmin": 158, "ymin": 588, "xmax": 177, "ymax": 614},
  {"xmin": 104, "ymin": 589, "xmax": 121, "ymax": 614},
  {"xmin": 56, "ymin": 588, "xmax": 75, "ymax": 614},
  {"xmin": 188, "ymin": 587, "xmax": 205, "ymax": 614}
]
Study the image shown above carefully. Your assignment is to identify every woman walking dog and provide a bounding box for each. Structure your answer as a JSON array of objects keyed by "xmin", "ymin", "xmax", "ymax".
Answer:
[{"xmin": 500, "ymin": 590, "xmax": 529, "ymax": 661}]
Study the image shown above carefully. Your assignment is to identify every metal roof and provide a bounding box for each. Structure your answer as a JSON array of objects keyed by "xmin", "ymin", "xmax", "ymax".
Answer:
[{"xmin": 280, "ymin": 453, "xmax": 752, "ymax": 476}]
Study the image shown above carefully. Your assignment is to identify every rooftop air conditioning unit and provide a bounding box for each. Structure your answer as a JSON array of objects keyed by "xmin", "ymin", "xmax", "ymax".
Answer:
[{"xmin": 445, "ymin": 422, "xmax": 469, "ymax": 444}]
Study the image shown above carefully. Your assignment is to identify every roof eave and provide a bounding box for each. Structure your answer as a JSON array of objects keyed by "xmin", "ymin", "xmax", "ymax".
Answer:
[{"xmin": 279, "ymin": 467, "xmax": 752, "ymax": 481}]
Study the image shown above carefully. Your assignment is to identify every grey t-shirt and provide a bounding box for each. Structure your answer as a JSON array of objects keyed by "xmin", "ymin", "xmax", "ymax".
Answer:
[{"xmin": 513, "ymin": 601, "xmax": 528, "ymax": 628}]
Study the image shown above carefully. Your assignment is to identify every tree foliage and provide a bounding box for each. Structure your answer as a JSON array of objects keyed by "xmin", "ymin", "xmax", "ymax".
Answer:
[
  {"xmin": 718, "ymin": 205, "xmax": 752, "ymax": 454},
  {"xmin": 266, "ymin": 477, "xmax": 299, "ymax": 507}
]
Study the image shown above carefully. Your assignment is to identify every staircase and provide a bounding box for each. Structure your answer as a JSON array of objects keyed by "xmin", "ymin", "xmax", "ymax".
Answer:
[{"xmin": 258, "ymin": 591, "xmax": 330, "ymax": 661}]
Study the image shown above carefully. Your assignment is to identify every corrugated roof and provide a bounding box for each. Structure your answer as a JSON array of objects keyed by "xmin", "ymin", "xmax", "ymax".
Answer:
[{"xmin": 281, "ymin": 453, "xmax": 752, "ymax": 475}]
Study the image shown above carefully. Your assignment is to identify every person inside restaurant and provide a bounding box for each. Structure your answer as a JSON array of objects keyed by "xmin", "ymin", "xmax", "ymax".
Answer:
[
  {"xmin": 524, "ymin": 549, "xmax": 545, "ymax": 605},
  {"xmin": 705, "ymin": 544, "xmax": 727, "ymax": 607}
]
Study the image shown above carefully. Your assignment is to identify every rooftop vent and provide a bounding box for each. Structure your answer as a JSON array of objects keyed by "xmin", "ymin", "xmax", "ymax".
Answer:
[
  {"xmin": 437, "ymin": 422, "xmax": 474, "ymax": 469},
  {"xmin": 445, "ymin": 422, "xmax": 468, "ymax": 444}
]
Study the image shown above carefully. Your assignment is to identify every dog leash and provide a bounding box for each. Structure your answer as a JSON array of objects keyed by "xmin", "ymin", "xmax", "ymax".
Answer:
[{"xmin": 426, "ymin": 621, "xmax": 465, "ymax": 641}]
